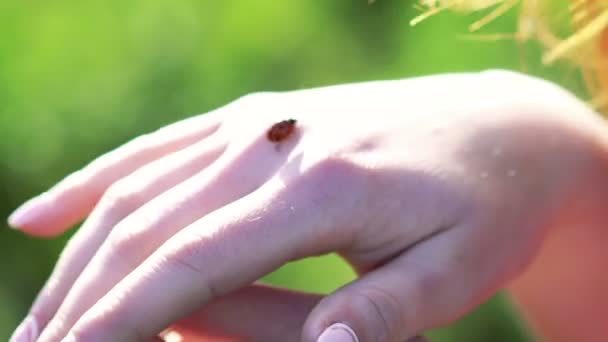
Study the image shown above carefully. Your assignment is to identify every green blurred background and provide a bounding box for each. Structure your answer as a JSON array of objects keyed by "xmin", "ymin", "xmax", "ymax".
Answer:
[{"xmin": 0, "ymin": 1, "xmax": 583, "ymax": 340}]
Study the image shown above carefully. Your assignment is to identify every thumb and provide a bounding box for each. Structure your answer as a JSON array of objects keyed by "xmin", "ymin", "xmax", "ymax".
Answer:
[{"xmin": 302, "ymin": 230, "xmax": 475, "ymax": 342}]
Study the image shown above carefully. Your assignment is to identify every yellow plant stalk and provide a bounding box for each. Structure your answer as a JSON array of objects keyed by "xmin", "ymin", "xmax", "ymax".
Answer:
[{"xmin": 413, "ymin": 0, "xmax": 608, "ymax": 112}]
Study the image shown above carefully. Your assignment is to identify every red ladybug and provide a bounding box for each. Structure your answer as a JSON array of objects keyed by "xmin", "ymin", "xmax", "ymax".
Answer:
[{"xmin": 267, "ymin": 119, "xmax": 297, "ymax": 142}]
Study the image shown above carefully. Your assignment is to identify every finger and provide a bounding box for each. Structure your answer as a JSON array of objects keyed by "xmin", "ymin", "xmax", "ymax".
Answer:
[
  {"xmin": 64, "ymin": 160, "xmax": 360, "ymax": 342},
  {"xmin": 37, "ymin": 128, "xmax": 301, "ymax": 342},
  {"xmin": 18, "ymin": 134, "xmax": 228, "ymax": 342},
  {"xmin": 302, "ymin": 227, "xmax": 490, "ymax": 342},
  {"xmin": 169, "ymin": 284, "xmax": 322, "ymax": 341},
  {"xmin": 8, "ymin": 113, "xmax": 222, "ymax": 236},
  {"xmin": 170, "ymin": 285, "xmax": 426, "ymax": 342}
]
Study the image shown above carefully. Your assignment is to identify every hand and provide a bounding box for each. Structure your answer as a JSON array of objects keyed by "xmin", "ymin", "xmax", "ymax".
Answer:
[{"xmin": 9, "ymin": 70, "xmax": 608, "ymax": 342}]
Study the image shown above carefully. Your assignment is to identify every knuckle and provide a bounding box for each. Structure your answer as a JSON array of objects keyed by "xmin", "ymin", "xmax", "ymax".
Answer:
[
  {"xmin": 408, "ymin": 267, "xmax": 444, "ymax": 306},
  {"xmin": 38, "ymin": 315, "xmax": 70, "ymax": 340},
  {"xmin": 100, "ymin": 182, "xmax": 143, "ymax": 219},
  {"xmin": 71, "ymin": 310, "xmax": 139, "ymax": 342},
  {"xmin": 105, "ymin": 228, "xmax": 141, "ymax": 269},
  {"xmin": 162, "ymin": 235, "xmax": 220, "ymax": 298},
  {"xmin": 306, "ymin": 155, "xmax": 361, "ymax": 187},
  {"xmin": 70, "ymin": 327, "xmax": 100, "ymax": 342},
  {"xmin": 165, "ymin": 237, "xmax": 206, "ymax": 273},
  {"xmin": 301, "ymin": 155, "xmax": 369, "ymax": 206},
  {"xmin": 406, "ymin": 267, "xmax": 460, "ymax": 325},
  {"xmin": 356, "ymin": 287, "xmax": 405, "ymax": 341},
  {"xmin": 88, "ymin": 134, "xmax": 150, "ymax": 171},
  {"xmin": 70, "ymin": 284, "xmax": 146, "ymax": 341},
  {"xmin": 284, "ymin": 155, "xmax": 373, "ymax": 245},
  {"xmin": 31, "ymin": 275, "xmax": 66, "ymax": 319},
  {"xmin": 55, "ymin": 169, "xmax": 88, "ymax": 192}
]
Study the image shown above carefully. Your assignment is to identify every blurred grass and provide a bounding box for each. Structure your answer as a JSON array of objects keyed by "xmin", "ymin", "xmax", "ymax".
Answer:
[{"xmin": 0, "ymin": 1, "xmax": 583, "ymax": 340}]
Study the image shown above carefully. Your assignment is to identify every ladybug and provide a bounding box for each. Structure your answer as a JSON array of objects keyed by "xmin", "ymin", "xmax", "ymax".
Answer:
[{"xmin": 267, "ymin": 119, "xmax": 297, "ymax": 142}]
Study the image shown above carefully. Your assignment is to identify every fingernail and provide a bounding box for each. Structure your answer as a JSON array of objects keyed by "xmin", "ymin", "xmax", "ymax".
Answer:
[
  {"xmin": 9, "ymin": 316, "xmax": 39, "ymax": 342},
  {"xmin": 8, "ymin": 195, "xmax": 46, "ymax": 228},
  {"xmin": 317, "ymin": 323, "xmax": 359, "ymax": 342}
]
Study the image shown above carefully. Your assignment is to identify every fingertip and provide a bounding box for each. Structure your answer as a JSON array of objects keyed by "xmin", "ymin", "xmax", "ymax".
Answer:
[
  {"xmin": 8, "ymin": 195, "xmax": 46, "ymax": 229},
  {"xmin": 8, "ymin": 193, "xmax": 86, "ymax": 237}
]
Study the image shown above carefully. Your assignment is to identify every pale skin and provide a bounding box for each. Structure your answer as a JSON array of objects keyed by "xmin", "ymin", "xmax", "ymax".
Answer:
[{"xmin": 9, "ymin": 70, "xmax": 608, "ymax": 342}]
